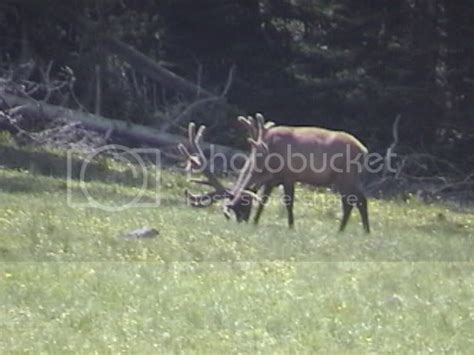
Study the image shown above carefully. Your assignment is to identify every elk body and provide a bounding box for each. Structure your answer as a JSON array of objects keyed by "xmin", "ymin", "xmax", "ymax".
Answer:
[{"xmin": 179, "ymin": 114, "xmax": 370, "ymax": 233}]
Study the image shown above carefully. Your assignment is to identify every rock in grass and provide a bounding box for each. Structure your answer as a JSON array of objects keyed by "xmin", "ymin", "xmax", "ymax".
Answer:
[
  {"xmin": 384, "ymin": 294, "xmax": 404, "ymax": 307},
  {"xmin": 121, "ymin": 227, "xmax": 159, "ymax": 240}
]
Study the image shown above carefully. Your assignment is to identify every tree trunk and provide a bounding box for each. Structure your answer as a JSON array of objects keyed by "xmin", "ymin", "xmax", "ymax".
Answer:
[{"xmin": 102, "ymin": 37, "xmax": 214, "ymax": 99}]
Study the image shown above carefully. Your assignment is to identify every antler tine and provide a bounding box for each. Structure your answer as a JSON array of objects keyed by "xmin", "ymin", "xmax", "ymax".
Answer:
[
  {"xmin": 182, "ymin": 122, "xmax": 208, "ymax": 171},
  {"xmin": 231, "ymin": 114, "xmax": 261, "ymax": 198},
  {"xmin": 190, "ymin": 124, "xmax": 206, "ymax": 164},
  {"xmin": 255, "ymin": 113, "xmax": 265, "ymax": 141},
  {"xmin": 179, "ymin": 121, "xmax": 231, "ymax": 207},
  {"xmin": 188, "ymin": 122, "xmax": 196, "ymax": 145},
  {"xmin": 238, "ymin": 115, "xmax": 257, "ymax": 140},
  {"xmin": 178, "ymin": 143, "xmax": 190, "ymax": 158},
  {"xmin": 241, "ymin": 189, "xmax": 262, "ymax": 202},
  {"xmin": 251, "ymin": 113, "xmax": 275, "ymax": 131},
  {"xmin": 178, "ymin": 143, "xmax": 193, "ymax": 170},
  {"xmin": 195, "ymin": 125, "xmax": 206, "ymax": 143},
  {"xmin": 230, "ymin": 113, "xmax": 270, "ymax": 204},
  {"xmin": 247, "ymin": 114, "xmax": 265, "ymax": 148},
  {"xmin": 247, "ymin": 116, "xmax": 257, "ymax": 138},
  {"xmin": 237, "ymin": 116, "xmax": 251, "ymax": 130},
  {"xmin": 253, "ymin": 113, "xmax": 269, "ymax": 152},
  {"xmin": 179, "ymin": 123, "xmax": 202, "ymax": 171}
]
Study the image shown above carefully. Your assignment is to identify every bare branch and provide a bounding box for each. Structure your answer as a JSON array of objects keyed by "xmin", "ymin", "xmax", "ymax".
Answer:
[
  {"xmin": 94, "ymin": 65, "xmax": 102, "ymax": 115},
  {"xmin": 159, "ymin": 65, "xmax": 236, "ymax": 133},
  {"xmin": 383, "ymin": 114, "xmax": 401, "ymax": 178}
]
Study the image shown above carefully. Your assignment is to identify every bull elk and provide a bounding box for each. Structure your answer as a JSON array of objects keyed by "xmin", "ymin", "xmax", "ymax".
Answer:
[{"xmin": 178, "ymin": 114, "xmax": 370, "ymax": 233}]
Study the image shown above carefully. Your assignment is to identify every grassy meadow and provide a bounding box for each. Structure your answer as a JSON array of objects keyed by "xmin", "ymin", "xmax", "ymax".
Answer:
[{"xmin": 0, "ymin": 144, "xmax": 473, "ymax": 352}]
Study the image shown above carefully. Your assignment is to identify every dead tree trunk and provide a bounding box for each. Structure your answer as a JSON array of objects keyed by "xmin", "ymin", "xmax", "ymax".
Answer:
[
  {"xmin": 0, "ymin": 92, "xmax": 240, "ymax": 159},
  {"xmin": 102, "ymin": 37, "xmax": 214, "ymax": 99}
]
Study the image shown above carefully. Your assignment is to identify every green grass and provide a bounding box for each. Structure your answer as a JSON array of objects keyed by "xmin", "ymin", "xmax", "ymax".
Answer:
[{"xmin": 0, "ymin": 146, "xmax": 473, "ymax": 352}]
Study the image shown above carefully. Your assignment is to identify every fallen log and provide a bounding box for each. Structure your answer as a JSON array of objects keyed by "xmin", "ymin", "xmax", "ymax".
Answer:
[{"xmin": 0, "ymin": 92, "xmax": 242, "ymax": 160}]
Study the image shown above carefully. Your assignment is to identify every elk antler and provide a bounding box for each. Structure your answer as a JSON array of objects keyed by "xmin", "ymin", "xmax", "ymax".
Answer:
[
  {"xmin": 229, "ymin": 113, "xmax": 269, "ymax": 204},
  {"xmin": 178, "ymin": 122, "xmax": 231, "ymax": 207},
  {"xmin": 237, "ymin": 115, "xmax": 257, "ymax": 140}
]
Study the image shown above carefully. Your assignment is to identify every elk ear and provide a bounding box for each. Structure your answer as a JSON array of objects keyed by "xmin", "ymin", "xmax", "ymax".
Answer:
[{"xmin": 264, "ymin": 121, "xmax": 276, "ymax": 129}]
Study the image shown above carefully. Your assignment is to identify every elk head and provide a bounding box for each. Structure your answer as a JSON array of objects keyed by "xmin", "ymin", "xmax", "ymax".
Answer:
[
  {"xmin": 222, "ymin": 114, "xmax": 274, "ymax": 218},
  {"xmin": 178, "ymin": 120, "xmax": 258, "ymax": 221}
]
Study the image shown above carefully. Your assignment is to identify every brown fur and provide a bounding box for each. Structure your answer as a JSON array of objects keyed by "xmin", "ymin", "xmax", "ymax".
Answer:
[{"xmin": 229, "ymin": 121, "xmax": 370, "ymax": 233}]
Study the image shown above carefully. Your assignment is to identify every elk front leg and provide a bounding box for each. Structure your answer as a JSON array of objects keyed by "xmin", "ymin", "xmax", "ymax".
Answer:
[
  {"xmin": 253, "ymin": 183, "xmax": 275, "ymax": 225},
  {"xmin": 282, "ymin": 183, "xmax": 295, "ymax": 228},
  {"xmin": 339, "ymin": 194, "xmax": 354, "ymax": 232}
]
